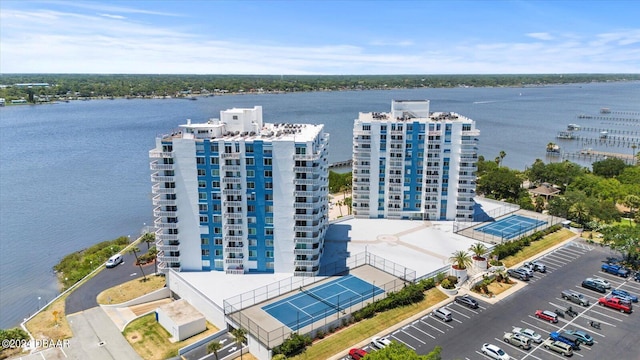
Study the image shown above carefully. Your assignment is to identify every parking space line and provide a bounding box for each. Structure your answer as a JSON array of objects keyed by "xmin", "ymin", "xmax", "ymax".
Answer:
[
  {"xmin": 447, "ymin": 306, "xmax": 472, "ymax": 318},
  {"xmin": 419, "ymin": 318, "xmax": 446, "ymax": 333},
  {"xmin": 411, "ymin": 321, "xmax": 436, "ymax": 339},
  {"xmin": 400, "ymin": 326, "xmax": 426, "ymax": 344},
  {"xmin": 542, "ymin": 255, "xmax": 573, "ymax": 266},
  {"xmin": 452, "ymin": 302, "xmax": 482, "ymax": 314},
  {"xmin": 589, "ymin": 307, "xmax": 627, "ymax": 320},
  {"xmin": 451, "ymin": 317, "xmax": 463, "ymax": 324},
  {"xmin": 560, "ymin": 246, "xmax": 588, "ymax": 255},
  {"xmin": 546, "ymin": 252, "xmax": 578, "ymax": 262},
  {"xmin": 521, "ymin": 319, "xmax": 555, "ymax": 334},
  {"xmin": 595, "ymin": 271, "xmax": 627, "ymax": 282},
  {"xmin": 390, "ymin": 333, "xmax": 416, "ymax": 350},
  {"xmin": 494, "ymin": 338, "xmax": 543, "ymax": 359}
]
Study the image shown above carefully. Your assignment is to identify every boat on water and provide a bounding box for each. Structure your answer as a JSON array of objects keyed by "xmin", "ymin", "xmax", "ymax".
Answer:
[
  {"xmin": 546, "ymin": 142, "xmax": 560, "ymax": 155},
  {"xmin": 557, "ymin": 131, "xmax": 576, "ymax": 140},
  {"xmin": 567, "ymin": 124, "xmax": 581, "ymax": 131}
]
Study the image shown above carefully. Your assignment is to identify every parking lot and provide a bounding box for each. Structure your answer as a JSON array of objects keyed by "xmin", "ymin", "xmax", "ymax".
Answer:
[{"xmin": 344, "ymin": 239, "xmax": 640, "ymax": 359}]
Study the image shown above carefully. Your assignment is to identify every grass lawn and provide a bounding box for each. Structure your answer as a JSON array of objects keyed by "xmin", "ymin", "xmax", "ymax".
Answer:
[
  {"xmin": 502, "ymin": 228, "xmax": 575, "ymax": 268},
  {"xmin": 123, "ymin": 313, "xmax": 219, "ymax": 360},
  {"xmin": 25, "ymin": 293, "xmax": 73, "ymax": 343},
  {"xmin": 97, "ymin": 275, "xmax": 165, "ymax": 304},
  {"xmin": 472, "ymin": 280, "xmax": 515, "ymax": 298},
  {"xmin": 290, "ymin": 288, "xmax": 448, "ymax": 360}
]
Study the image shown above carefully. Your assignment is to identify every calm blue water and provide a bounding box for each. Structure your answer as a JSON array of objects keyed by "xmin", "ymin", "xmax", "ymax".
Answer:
[{"xmin": 1, "ymin": 82, "xmax": 638, "ymax": 328}]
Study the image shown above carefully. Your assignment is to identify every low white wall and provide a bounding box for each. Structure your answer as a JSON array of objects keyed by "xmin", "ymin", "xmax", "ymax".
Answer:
[
  {"xmin": 101, "ymin": 287, "xmax": 170, "ymax": 308},
  {"xmin": 167, "ymin": 270, "xmax": 226, "ymax": 329}
]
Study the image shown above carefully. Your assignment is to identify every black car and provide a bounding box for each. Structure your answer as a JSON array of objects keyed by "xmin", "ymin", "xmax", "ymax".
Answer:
[
  {"xmin": 635, "ymin": 272, "xmax": 640, "ymax": 282},
  {"xmin": 581, "ymin": 279, "xmax": 606, "ymax": 293},
  {"xmin": 454, "ymin": 294, "xmax": 479, "ymax": 309},
  {"xmin": 508, "ymin": 268, "xmax": 530, "ymax": 281}
]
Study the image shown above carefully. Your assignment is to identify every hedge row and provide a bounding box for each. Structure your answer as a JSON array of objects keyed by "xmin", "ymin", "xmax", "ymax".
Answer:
[{"xmin": 491, "ymin": 224, "xmax": 563, "ymax": 260}]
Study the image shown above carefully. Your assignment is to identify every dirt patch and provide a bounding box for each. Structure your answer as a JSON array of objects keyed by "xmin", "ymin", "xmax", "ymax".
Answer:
[{"xmin": 25, "ymin": 294, "xmax": 73, "ymax": 344}]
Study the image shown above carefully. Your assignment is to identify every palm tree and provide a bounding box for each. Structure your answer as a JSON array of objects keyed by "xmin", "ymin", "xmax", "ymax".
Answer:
[
  {"xmin": 231, "ymin": 328, "xmax": 247, "ymax": 359},
  {"xmin": 449, "ymin": 250, "xmax": 472, "ymax": 270},
  {"xmin": 207, "ymin": 340, "xmax": 222, "ymax": 360},
  {"xmin": 534, "ymin": 196, "xmax": 545, "ymax": 213},
  {"xmin": 142, "ymin": 232, "xmax": 155, "ymax": 250},
  {"xmin": 128, "ymin": 246, "xmax": 147, "ymax": 281},
  {"xmin": 468, "ymin": 243, "xmax": 488, "ymax": 260},
  {"xmin": 499, "ymin": 150, "xmax": 507, "ymax": 166}
]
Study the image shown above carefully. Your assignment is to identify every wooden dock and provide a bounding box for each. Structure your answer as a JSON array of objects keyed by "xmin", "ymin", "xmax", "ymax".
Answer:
[{"xmin": 561, "ymin": 150, "xmax": 636, "ymax": 165}]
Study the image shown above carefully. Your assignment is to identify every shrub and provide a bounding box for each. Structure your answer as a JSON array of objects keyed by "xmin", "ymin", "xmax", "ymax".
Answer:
[
  {"xmin": 272, "ymin": 333, "xmax": 313, "ymax": 357},
  {"xmin": 440, "ymin": 279, "xmax": 453, "ymax": 289},
  {"xmin": 315, "ymin": 328, "xmax": 325, "ymax": 339},
  {"xmin": 436, "ymin": 272, "xmax": 446, "ymax": 284}
]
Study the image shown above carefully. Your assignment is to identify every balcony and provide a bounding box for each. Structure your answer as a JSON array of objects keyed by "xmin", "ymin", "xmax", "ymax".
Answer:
[
  {"xmin": 294, "ymin": 260, "xmax": 318, "ymax": 267},
  {"xmin": 225, "ymin": 212, "xmax": 243, "ymax": 219},
  {"xmin": 151, "ymin": 184, "xmax": 176, "ymax": 195},
  {"xmin": 293, "ymin": 203, "xmax": 315, "ymax": 209},
  {"xmin": 154, "ymin": 219, "xmax": 178, "ymax": 229},
  {"xmin": 150, "ymin": 161, "xmax": 173, "ymax": 171},
  {"xmin": 222, "ymin": 177, "xmax": 242, "ymax": 184},
  {"xmin": 159, "ymin": 255, "xmax": 180, "ymax": 263},
  {"xmin": 152, "ymin": 195, "xmax": 176, "ymax": 206},
  {"xmin": 150, "ymin": 174, "xmax": 174, "ymax": 183},
  {"xmin": 225, "ymin": 258, "xmax": 244, "ymax": 264},
  {"xmin": 222, "ymin": 165, "xmax": 241, "ymax": 172},
  {"xmin": 153, "ymin": 208, "xmax": 177, "ymax": 218},
  {"xmin": 155, "ymin": 233, "xmax": 178, "ymax": 241},
  {"xmin": 224, "ymin": 224, "xmax": 244, "ymax": 231},
  {"xmin": 224, "ymin": 235, "xmax": 244, "ymax": 242},
  {"xmin": 223, "ymin": 200, "xmax": 242, "ymax": 207},
  {"xmin": 294, "ymin": 237, "xmax": 316, "ymax": 244},
  {"xmin": 294, "ymin": 190, "xmax": 315, "ymax": 197},
  {"xmin": 293, "ymin": 153, "xmax": 322, "ymax": 161},
  {"xmin": 221, "ymin": 153, "xmax": 240, "ymax": 159},
  {"xmin": 226, "ymin": 269, "xmax": 245, "ymax": 275},
  {"xmin": 158, "ymin": 244, "xmax": 180, "ymax": 252},
  {"xmin": 149, "ymin": 150, "xmax": 175, "ymax": 158},
  {"xmin": 224, "ymin": 247, "xmax": 245, "ymax": 254},
  {"xmin": 222, "ymin": 189, "xmax": 243, "ymax": 196},
  {"xmin": 294, "ymin": 248, "xmax": 319, "ymax": 256},
  {"xmin": 294, "ymin": 166, "xmax": 314, "ymax": 173}
]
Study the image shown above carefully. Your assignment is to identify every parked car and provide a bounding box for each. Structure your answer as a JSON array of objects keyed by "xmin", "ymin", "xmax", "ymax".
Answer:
[
  {"xmin": 518, "ymin": 266, "xmax": 534, "ymax": 277},
  {"xmin": 349, "ymin": 348, "xmax": 367, "ymax": 360},
  {"xmin": 611, "ymin": 289, "xmax": 638, "ymax": 303},
  {"xmin": 562, "ymin": 329, "xmax": 594, "ymax": 346},
  {"xmin": 543, "ymin": 339, "xmax": 574, "ymax": 356},
  {"xmin": 535, "ymin": 309, "xmax": 558, "ymax": 323},
  {"xmin": 454, "ymin": 294, "xmax": 479, "ymax": 309},
  {"xmin": 591, "ymin": 277, "xmax": 611, "ymax": 289},
  {"xmin": 561, "ymin": 290, "xmax": 590, "ymax": 306},
  {"xmin": 432, "ymin": 306, "xmax": 453, "ymax": 322},
  {"xmin": 503, "ymin": 332, "xmax": 531, "ymax": 349},
  {"xmin": 601, "ymin": 263, "xmax": 630, "ymax": 277},
  {"xmin": 634, "ymin": 272, "xmax": 640, "ymax": 282},
  {"xmin": 370, "ymin": 336, "xmax": 392, "ymax": 350},
  {"xmin": 481, "ymin": 343, "xmax": 510, "ymax": 360},
  {"xmin": 550, "ymin": 331, "xmax": 580, "ymax": 350},
  {"xmin": 512, "ymin": 327, "xmax": 543, "ymax": 343},
  {"xmin": 507, "ymin": 269, "xmax": 529, "ymax": 281},
  {"xmin": 524, "ymin": 260, "xmax": 546, "ymax": 272},
  {"xmin": 598, "ymin": 296, "xmax": 632, "ymax": 313},
  {"xmin": 582, "ymin": 278, "xmax": 606, "ymax": 293}
]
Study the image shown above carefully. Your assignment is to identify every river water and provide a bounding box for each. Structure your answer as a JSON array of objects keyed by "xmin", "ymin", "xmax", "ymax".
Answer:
[{"xmin": 1, "ymin": 81, "xmax": 638, "ymax": 328}]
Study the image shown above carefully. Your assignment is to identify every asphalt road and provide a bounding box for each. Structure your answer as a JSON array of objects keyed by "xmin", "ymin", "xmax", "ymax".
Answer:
[
  {"xmin": 351, "ymin": 239, "xmax": 640, "ymax": 360},
  {"xmin": 65, "ymin": 249, "xmax": 157, "ymax": 314}
]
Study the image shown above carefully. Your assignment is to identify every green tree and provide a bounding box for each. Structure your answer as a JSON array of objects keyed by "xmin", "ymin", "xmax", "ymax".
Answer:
[
  {"xmin": 207, "ymin": 340, "xmax": 222, "ymax": 360},
  {"xmin": 601, "ymin": 225, "xmax": 640, "ymax": 267},
  {"xmin": 230, "ymin": 328, "xmax": 247, "ymax": 359},
  {"xmin": 476, "ymin": 167, "xmax": 523, "ymax": 202},
  {"xmin": 534, "ymin": 196, "xmax": 546, "ymax": 212},
  {"xmin": 365, "ymin": 342, "xmax": 442, "ymax": 359},
  {"xmin": 469, "ymin": 243, "xmax": 488, "ymax": 260},
  {"xmin": 592, "ymin": 158, "xmax": 628, "ymax": 178},
  {"xmin": 499, "ymin": 150, "xmax": 507, "ymax": 167},
  {"xmin": 449, "ymin": 250, "xmax": 472, "ymax": 270},
  {"xmin": 142, "ymin": 232, "xmax": 155, "ymax": 250},
  {"xmin": 128, "ymin": 246, "xmax": 147, "ymax": 281},
  {"xmin": 623, "ymin": 195, "xmax": 640, "ymax": 217}
]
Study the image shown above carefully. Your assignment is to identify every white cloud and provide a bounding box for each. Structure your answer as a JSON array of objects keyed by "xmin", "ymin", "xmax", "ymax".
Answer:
[
  {"xmin": 526, "ymin": 32, "xmax": 554, "ymax": 41},
  {"xmin": 99, "ymin": 13, "xmax": 126, "ymax": 20},
  {"xmin": 1, "ymin": 6, "xmax": 639, "ymax": 74}
]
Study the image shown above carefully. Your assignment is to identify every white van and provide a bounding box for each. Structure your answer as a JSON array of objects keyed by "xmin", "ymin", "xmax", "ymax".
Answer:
[{"xmin": 106, "ymin": 254, "xmax": 123, "ymax": 268}]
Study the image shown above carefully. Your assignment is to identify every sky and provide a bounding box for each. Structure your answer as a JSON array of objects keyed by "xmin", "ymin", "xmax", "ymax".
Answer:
[{"xmin": 1, "ymin": 0, "xmax": 639, "ymax": 75}]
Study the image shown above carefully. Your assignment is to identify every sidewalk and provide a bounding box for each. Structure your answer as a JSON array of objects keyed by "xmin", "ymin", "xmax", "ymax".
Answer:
[{"xmin": 327, "ymin": 233, "xmax": 580, "ymax": 359}]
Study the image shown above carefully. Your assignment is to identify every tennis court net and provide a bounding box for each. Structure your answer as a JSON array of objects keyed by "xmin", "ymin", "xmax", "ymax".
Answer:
[{"xmin": 299, "ymin": 286, "xmax": 344, "ymax": 313}]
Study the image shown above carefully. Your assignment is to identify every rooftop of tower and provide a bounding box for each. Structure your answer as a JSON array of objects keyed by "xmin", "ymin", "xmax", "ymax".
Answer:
[{"xmin": 358, "ymin": 110, "xmax": 474, "ymax": 123}]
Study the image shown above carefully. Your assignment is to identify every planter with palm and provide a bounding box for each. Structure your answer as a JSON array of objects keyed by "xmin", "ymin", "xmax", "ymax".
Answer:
[{"xmin": 449, "ymin": 250, "xmax": 472, "ymax": 284}]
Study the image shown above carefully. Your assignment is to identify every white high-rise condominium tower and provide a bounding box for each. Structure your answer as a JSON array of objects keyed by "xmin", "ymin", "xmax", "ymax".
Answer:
[
  {"xmin": 352, "ymin": 100, "xmax": 479, "ymax": 221},
  {"xmin": 149, "ymin": 106, "xmax": 329, "ymax": 276}
]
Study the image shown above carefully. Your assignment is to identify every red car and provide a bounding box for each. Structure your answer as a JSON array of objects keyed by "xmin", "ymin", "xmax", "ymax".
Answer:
[
  {"xmin": 535, "ymin": 310, "xmax": 558, "ymax": 323},
  {"xmin": 349, "ymin": 348, "xmax": 368, "ymax": 360},
  {"xmin": 599, "ymin": 296, "xmax": 632, "ymax": 313}
]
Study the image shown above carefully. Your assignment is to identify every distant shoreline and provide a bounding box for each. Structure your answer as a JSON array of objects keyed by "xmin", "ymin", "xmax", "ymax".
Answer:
[{"xmin": 2, "ymin": 79, "xmax": 638, "ymax": 106}]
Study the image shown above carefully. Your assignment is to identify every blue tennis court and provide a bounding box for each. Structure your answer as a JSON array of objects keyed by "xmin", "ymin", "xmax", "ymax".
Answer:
[
  {"xmin": 262, "ymin": 275, "xmax": 384, "ymax": 331},
  {"xmin": 476, "ymin": 214, "xmax": 547, "ymax": 240}
]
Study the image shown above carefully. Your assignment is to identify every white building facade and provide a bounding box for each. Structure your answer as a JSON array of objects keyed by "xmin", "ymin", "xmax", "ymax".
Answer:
[
  {"xmin": 150, "ymin": 106, "xmax": 329, "ymax": 276},
  {"xmin": 352, "ymin": 100, "xmax": 479, "ymax": 221}
]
